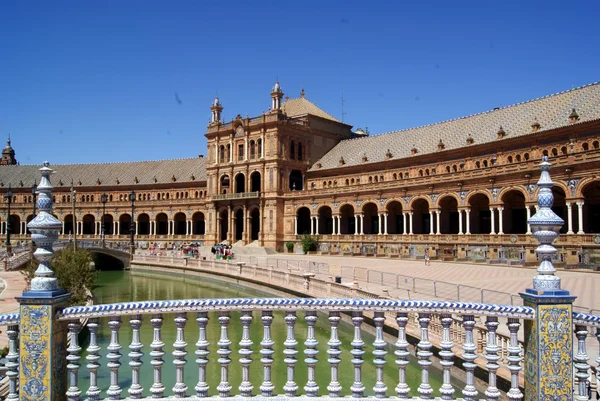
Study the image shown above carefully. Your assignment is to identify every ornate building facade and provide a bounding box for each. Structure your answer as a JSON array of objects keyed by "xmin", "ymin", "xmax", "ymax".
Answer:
[{"xmin": 2, "ymin": 81, "xmax": 600, "ymax": 267}]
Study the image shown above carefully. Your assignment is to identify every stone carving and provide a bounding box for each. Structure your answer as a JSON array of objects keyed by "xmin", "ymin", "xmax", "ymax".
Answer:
[
  {"xmin": 378, "ymin": 198, "xmax": 387, "ymax": 207},
  {"xmin": 429, "ymin": 193, "xmax": 439, "ymax": 203},
  {"xmin": 332, "ymin": 202, "xmax": 339, "ymax": 212},
  {"xmin": 354, "ymin": 200, "xmax": 362, "ymax": 208},
  {"xmin": 527, "ymin": 184, "xmax": 537, "ymax": 196},
  {"xmin": 310, "ymin": 203, "xmax": 318, "ymax": 212},
  {"xmin": 402, "ymin": 196, "xmax": 411, "ymax": 205},
  {"xmin": 490, "ymin": 188, "xmax": 500, "ymax": 202},
  {"xmin": 566, "ymin": 178, "xmax": 580, "ymax": 197},
  {"xmin": 458, "ymin": 191, "xmax": 468, "ymax": 204}
]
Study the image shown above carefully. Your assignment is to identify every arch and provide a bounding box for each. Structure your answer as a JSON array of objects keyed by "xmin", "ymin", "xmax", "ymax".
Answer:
[
  {"xmin": 500, "ymin": 190, "xmax": 527, "ymax": 234},
  {"xmin": 317, "ymin": 206, "xmax": 333, "ymax": 235},
  {"xmin": 155, "ymin": 213, "xmax": 168, "ymax": 235},
  {"xmin": 434, "ymin": 193, "xmax": 461, "ymax": 208},
  {"xmin": 583, "ymin": 142, "xmax": 590, "ymax": 151},
  {"xmin": 408, "ymin": 196, "xmax": 432, "ymax": 210},
  {"xmin": 581, "ymin": 180, "xmax": 600, "ymax": 233},
  {"xmin": 594, "ymin": 140, "xmax": 600, "ymax": 149},
  {"xmin": 103, "ymin": 214, "xmax": 114, "ymax": 235},
  {"xmin": 290, "ymin": 140, "xmax": 296, "ymax": 160},
  {"xmin": 550, "ymin": 186, "xmax": 568, "ymax": 234},
  {"xmin": 137, "ymin": 213, "xmax": 150, "ymax": 235},
  {"xmin": 234, "ymin": 209, "xmax": 244, "ymax": 241},
  {"xmin": 438, "ymin": 195, "xmax": 459, "ymax": 234},
  {"xmin": 64, "ymin": 214, "xmax": 74, "ymax": 236},
  {"xmin": 386, "ymin": 200, "xmax": 403, "ymax": 234},
  {"xmin": 289, "ymin": 170, "xmax": 303, "ymax": 191},
  {"xmin": 235, "ymin": 173, "xmax": 246, "ymax": 193},
  {"xmin": 411, "ymin": 198, "xmax": 430, "ymax": 234},
  {"xmin": 119, "ymin": 214, "xmax": 132, "ymax": 235},
  {"xmin": 219, "ymin": 209, "xmax": 229, "ymax": 242},
  {"xmin": 497, "ymin": 186, "xmax": 529, "ymax": 204},
  {"xmin": 249, "ymin": 140, "xmax": 256, "ymax": 159},
  {"xmin": 220, "ymin": 174, "xmax": 230, "ymax": 194},
  {"xmin": 174, "ymin": 212, "xmax": 187, "ymax": 235},
  {"xmin": 250, "ymin": 171, "xmax": 261, "ymax": 192},
  {"xmin": 339, "ymin": 203, "xmax": 355, "ymax": 235},
  {"xmin": 507, "ymin": 155, "xmax": 513, "ymax": 163},
  {"xmin": 296, "ymin": 207, "xmax": 311, "ymax": 235},
  {"xmin": 82, "ymin": 214, "xmax": 95, "ymax": 235},
  {"xmin": 257, "ymin": 139, "xmax": 262, "ymax": 158},
  {"xmin": 516, "ymin": 154, "xmax": 522, "ymax": 162},
  {"xmin": 250, "ymin": 208, "xmax": 260, "ymax": 241},
  {"xmin": 192, "ymin": 212, "xmax": 205, "ymax": 235},
  {"xmin": 468, "ymin": 193, "xmax": 491, "ymax": 234},
  {"xmin": 464, "ymin": 190, "xmax": 492, "ymax": 206}
]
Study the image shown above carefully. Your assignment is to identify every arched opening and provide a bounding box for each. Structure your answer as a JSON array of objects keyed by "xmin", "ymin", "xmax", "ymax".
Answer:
[
  {"xmin": 257, "ymin": 139, "xmax": 262, "ymax": 158},
  {"xmin": 339, "ymin": 204, "xmax": 355, "ymax": 234},
  {"xmin": 439, "ymin": 196, "xmax": 459, "ymax": 234},
  {"xmin": 219, "ymin": 145, "xmax": 225, "ymax": 163},
  {"xmin": 250, "ymin": 208, "xmax": 260, "ymax": 241},
  {"xmin": 137, "ymin": 213, "xmax": 150, "ymax": 235},
  {"xmin": 250, "ymin": 171, "xmax": 261, "ymax": 192},
  {"xmin": 296, "ymin": 207, "xmax": 311, "ymax": 235},
  {"xmin": 318, "ymin": 206, "xmax": 333, "ymax": 235},
  {"xmin": 250, "ymin": 140, "xmax": 256, "ymax": 159},
  {"xmin": 219, "ymin": 209, "xmax": 228, "ymax": 242},
  {"xmin": 119, "ymin": 214, "xmax": 132, "ymax": 235},
  {"xmin": 386, "ymin": 201, "xmax": 403, "ymax": 234},
  {"xmin": 235, "ymin": 173, "xmax": 246, "ymax": 193},
  {"xmin": 289, "ymin": 170, "xmax": 303, "ymax": 191},
  {"xmin": 25, "ymin": 215, "xmax": 34, "ymax": 235},
  {"xmin": 64, "ymin": 214, "xmax": 74, "ymax": 236},
  {"xmin": 235, "ymin": 209, "xmax": 244, "ymax": 242},
  {"xmin": 9, "ymin": 215, "xmax": 21, "ymax": 235},
  {"xmin": 220, "ymin": 175, "xmax": 230, "ymax": 194},
  {"xmin": 362, "ymin": 202, "xmax": 379, "ymax": 234},
  {"xmin": 104, "ymin": 215, "xmax": 114, "ymax": 235},
  {"xmin": 551, "ymin": 187, "xmax": 568, "ymax": 234},
  {"xmin": 290, "ymin": 140, "xmax": 296, "ymax": 160},
  {"xmin": 411, "ymin": 199, "xmax": 430, "ymax": 234},
  {"xmin": 174, "ymin": 213, "xmax": 187, "ymax": 235},
  {"xmin": 468, "ymin": 193, "xmax": 491, "ymax": 234},
  {"xmin": 583, "ymin": 181, "xmax": 600, "ymax": 233},
  {"xmin": 501, "ymin": 190, "xmax": 527, "ymax": 234},
  {"xmin": 156, "ymin": 213, "xmax": 168, "ymax": 235},
  {"xmin": 82, "ymin": 214, "xmax": 95, "ymax": 235},
  {"xmin": 192, "ymin": 212, "xmax": 205, "ymax": 235},
  {"xmin": 298, "ymin": 143, "xmax": 303, "ymax": 161}
]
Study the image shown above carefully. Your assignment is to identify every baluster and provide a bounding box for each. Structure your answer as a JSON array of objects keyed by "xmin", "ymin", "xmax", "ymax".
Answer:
[
  {"xmin": 484, "ymin": 317, "xmax": 500, "ymax": 401},
  {"xmin": 195, "ymin": 312, "xmax": 210, "ymax": 397},
  {"xmin": 395, "ymin": 312, "xmax": 410, "ymax": 398},
  {"xmin": 283, "ymin": 311, "xmax": 299, "ymax": 396},
  {"xmin": 439, "ymin": 314, "xmax": 455, "ymax": 400},
  {"xmin": 217, "ymin": 312, "xmax": 232, "ymax": 397},
  {"xmin": 350, "ymin": 311, "xmax": 365, "ymax": 397},
  {"xmin": 595, "ymin": 327, "xmax": 600, "ymax": 400},
  {"xmin": 304, "ymin": 311, "xmax": 319, "ymax": 397},
  {"xmin": 106, "ymin": 316, "xmax": 123, "ymax": 400},
  {"xmin": 150, "ymin": 314, "xmax": 166, "ymax": 398},
  {"xmin": 327, "ymin": 311, "xmax": 342, "ymax": 397},
  {"xmin": 461, "ymin": 315, "xmax": 478, "ymax": 401},
  {"xmin": 239, "ymin": 311, "xmax": 254, "ymax": 396},
  {"xmin": 173, "ymin": 312, "xmax": 188, "ymax": 397},
  {"xmin": 417, "ymin": 313, "xmax": 433, "ymax": 399},
  {"xmin": 128, "ymin": 315, "xmax": 143, "ymax": 398},
  {"xmin": 372, "ymin": 311, "xmax": 387, "ymax": 398},
  {"xmin": 5, "ymin": 324, "xmax": 19, "ymax": 401},
  {"xmin": 506, "ymin": 318, "xmax": 523, "ymax": 401},
  {"xmin": 574, "ymin": 325, "xmax": 590, "ymax": 401},
  {"xmin": 66, "ymin": 321, "xmax": 82, "ymax": 401},
  {"xmin": 86, "ymin": 318, "xmax": 101, "ymax": 400},
  {"xmin": 260, "ymin": 311, "xmax": 275, "ymax": 396}
]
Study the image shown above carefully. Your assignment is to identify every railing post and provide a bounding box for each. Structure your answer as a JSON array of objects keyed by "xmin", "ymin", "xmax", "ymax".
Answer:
[
  {"xmin": 18, "ymin": 162, "xmax": 71, "ymax": 401},
  {"xmin": 520, "ymin": 157, "xmax": 576, "ymax": 401}
]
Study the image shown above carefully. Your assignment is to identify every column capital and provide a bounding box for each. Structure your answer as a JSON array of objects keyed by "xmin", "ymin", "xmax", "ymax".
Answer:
[{"xmin": 498, "ymin": 207, "xmax": 504, "ymax": 212}]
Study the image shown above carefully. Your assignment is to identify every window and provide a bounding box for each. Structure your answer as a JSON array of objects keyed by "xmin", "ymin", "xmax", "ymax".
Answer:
[
  {"xmin": 257, "ymin": 139, "xmax": 262, "ymax": 157},
  {"xmin": 290, "ymin": 140, "xmax": 295, "ymax": 160},
  {"xmin": 250, "ymin": 141, "xmax": 256, "ymax": 159},
  {"xmin": 298, "ymin": 143, "xmax": 303, "ymax": 161},
  {"xmin": 220, "ymin": 145, "xmax": 225, "ymax": 163},
  {"xmin": 238, "ymin": 144, "xmax": 244, "ymax": 161}
]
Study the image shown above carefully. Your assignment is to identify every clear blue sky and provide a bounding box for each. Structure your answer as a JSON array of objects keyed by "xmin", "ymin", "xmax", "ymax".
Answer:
[{"xmin": 1, "ymin": 1, "xmax": 599, "ymax": 165}]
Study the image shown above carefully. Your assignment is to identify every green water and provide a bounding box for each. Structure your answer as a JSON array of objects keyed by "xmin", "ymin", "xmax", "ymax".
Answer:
[{"xmin": 81, "ymin": 270, "xmax": 451, "ymax": 398}]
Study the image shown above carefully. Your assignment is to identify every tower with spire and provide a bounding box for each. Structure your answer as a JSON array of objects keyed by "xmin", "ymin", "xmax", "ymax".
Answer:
[
  {"xmin": 1, "ymin": 136, "xmax": 17, "ymax": 165},
  {"xmin": 270, "ymin": 81, "xmax": 283, "ymax": 112},
  {"xmin": 210, "ymin": 97, "xmax": 223, "ymax": 125}
]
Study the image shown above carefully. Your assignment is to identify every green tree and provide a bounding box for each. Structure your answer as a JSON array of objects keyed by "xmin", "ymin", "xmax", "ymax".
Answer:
[
  {"xmin": 300, "ymin": 234, "xmax": 319, "ymax": 254},
  {"xmin": 22, "ymin": 248, "xmax": 97, "ymax": 306}
]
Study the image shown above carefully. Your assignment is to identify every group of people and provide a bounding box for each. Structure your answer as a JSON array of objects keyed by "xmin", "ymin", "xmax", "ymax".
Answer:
[{"xmin": 211, "ymin": 244, "xmax": 234, "ymax": 259}]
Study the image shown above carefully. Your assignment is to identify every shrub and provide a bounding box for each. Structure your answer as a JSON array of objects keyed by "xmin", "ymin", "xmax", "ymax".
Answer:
[
  {"xmin": 285, "ymin": 242, "xmax": 294, "ymax": 253},
  {"xmin": 22, "ymin": 248, "xmax": 97, "ymax": 306},
  {"xmin": 300, "ymin": 234, "xmax": 319, "ymax": 254}
]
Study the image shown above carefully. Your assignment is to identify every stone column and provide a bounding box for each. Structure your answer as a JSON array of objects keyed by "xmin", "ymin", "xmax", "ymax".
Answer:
[
  {"xmin": 227, "ymin": 206, "xmax": 233, "ymax": 242},
  {"xmin": 458, "ymin": 210, "xmax": 463, "ymax": 235},
  {"xmin": 244, "ymin": 137, "xmax": 248, "ymax": 161},
  {"xmin": 294, "ymin": 216, "xmax": 298, "ymax": 236},
  {"xmin": 315, "ymin": 215, "xmax": 319, "ymax": 235},
  {"xmin": 94, "ymin": 221, "xmax": 98, "ymax": 235},
  {"xmin": 577, "ymin": 201, "xmax": 584, "ymax": 234},
  {"xmin": 526, "ymin": 206, "xmax": 532, "ymax": 234},
  {"xmin": 402, "ymin": 212, "xmax": 407, "ymax": 235},
  {"xmin": 498, "ymin": 207, "xmax": 504, "ymax": 235},
  {"xmin": 261, "ymin": 133, "xmax": 265, "ymax": 158},
  {"xmin": 436, "ymin": 210, "xmax": 441, "ymax": 235},
  {"xmin": 229, "ymin": 139, "xmax": 233, "ymax": 163},
  {"xmin": 310, "ymin": 216, "xmax": 314, "ymax": 235},
  {"xmin": 429, "ymin": 211, "xmax": 434, "ymax": 234},
  {"xmin": 337, "ymin": 215, "xmax": 342, "ymax": 235},
  {"xmin": 566, "ymin": 203, "xmax": 574, "ymax": 234},
  {"xmin": 116, "ymin": 221, "xmax": 120, "ymax": 236},
  {"xmin": 377, "ymin": 213, "xmax": 382, "ymax": 235},
  {"xmin": 135, "ymin": 221, "xmax": 139, "ymax": 236},
  {"xmin": 354, "ymin": 215, "xmax": 358, "ymax": 235},
  {"xmin": 384, "ymin": 213, "xmax": 388, "ymax": 235},
  {"xmin": 409, "ymin": 212, "xmax": 414, "ymax": 235},
  {"xmin": 359, "ymin": 214, "xmax": 364, "ymax": 235},
  {"xmin": 490, "ymin": 207, "xmax": 496, "ymax": 235},
  {"xmin": 465, "ymin": 208, "xmax": 471, "ymax": 234}
]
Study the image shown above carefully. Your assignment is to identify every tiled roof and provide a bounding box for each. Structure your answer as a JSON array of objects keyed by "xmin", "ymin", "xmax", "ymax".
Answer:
[
  {"xmin": 309, "ymin": 82, "xmax": 600, "ymax": 171},
  {"xmin": 282, "ymin": 96, "xmax": 341, "ymax": 123},
  {"xmin": 0, "ymin": 157, "xmax": 207, "ymax": 190}
]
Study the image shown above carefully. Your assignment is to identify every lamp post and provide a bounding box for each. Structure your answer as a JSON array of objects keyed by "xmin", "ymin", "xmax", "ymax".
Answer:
[
  {"xmin": 31, "ymin": 183, "xmax": 37, "ymax": 253},
  {"xmin": 4, "ymin": 184, "xmax": 12, "ymax": 255},
  {"xmin": 101, "ymin": 193, "xmax": 108, "ymax": 248},
  {"xmin": 71, "ymin": 183, "xmax": 77, "ymax": 251},
  {"xmin": 129, "ymin": 190, "xmax": 136, "ymax": 257}
]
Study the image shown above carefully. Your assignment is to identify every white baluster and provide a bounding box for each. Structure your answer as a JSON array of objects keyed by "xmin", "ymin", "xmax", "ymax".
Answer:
[
  {"xmin": 284, "ymin": 311, "xmax": 299, "ymax": 396},
  {"xmin": 239, "ymin": 311, "xmax": 254, "ymax": 396},
  {"xmin": 439, "ymin": 314, "xmax": 455, "ymax": 400},
  {"xmin": 5, "ymin": 325, "xmax": 19, "ymax": 401},
  {"xmin": 417, "ymin": 313, "xmax": 433, "ymax": 399},
  {"xmin": 66, "ymin": 321, "xmax": 82, "ymax": 401},
  {"xmin": 395, "ymin": 312, "xmax": 410, "ymax": 398},
  {"xmin": 484, "ymin": 317, "xmax": 500, "ymax": 401},
  {"xmin": 195, "ymin": 312, "xmax": 210, "ymax": 397},
  {"xmin": 128, "ymin": 315, "xmax": 143, "ymax": 398},
  {"xmin": 506, "ymin": 318, "xmax": 523, "ymax": 401},
  {"xmin": 351, "ymin": 311, "xmax": 365, "ymax": 397},
  {"xmin": 172, "ymin": 313, "xmax": 188, "ymax": 397},
  {"xmin": 106, "ymin": 317, "xmax": 122, "ymax": 400},
  {"xmin": 373, "ymin": 311, "xmax": 387, "ymax": 398},
  {"xmin": 217, "ymin": 312, "xmax": 232, "ymax": 397},
  {"xmin": 327, "ymin": 311, "xmax": 342, "ymax": 397},
  {"xmin": 462, "ymin": 315, "xmax": 478, "ymax": 400},
  {"xmin": 304, "ymin": 311, "xmax": 319, "ymax": 397},
  {"xmin": 86, "ymin": 318, "xmax": 101, "ymax": 400},
  {"xmin": 574, "ymin": 325, "xmax": 590, "ymax": 400},
  {"xmin": 260, "ymin": 311, "xmax": 275, "ymax": 396},
  {"xmin": 150, "ymin": 314, "xmax": 166, "ymax": 398}
]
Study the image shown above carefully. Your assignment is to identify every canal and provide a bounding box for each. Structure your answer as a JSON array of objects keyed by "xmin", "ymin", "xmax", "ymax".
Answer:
[{"xmin": 82, "ymin": 269, "xmax": 455, "ymax": 398}]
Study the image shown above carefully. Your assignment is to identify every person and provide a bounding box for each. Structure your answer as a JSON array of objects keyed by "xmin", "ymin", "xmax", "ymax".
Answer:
[{"xmin": 424, "ymin": 249, "xmax": 430, "ymax": 266}]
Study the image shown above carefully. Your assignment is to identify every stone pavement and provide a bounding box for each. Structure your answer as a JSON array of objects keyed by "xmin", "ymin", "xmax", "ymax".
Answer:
[{"xmin": 0, "ymin": 271, "xmax": 26, "ymax": 348}]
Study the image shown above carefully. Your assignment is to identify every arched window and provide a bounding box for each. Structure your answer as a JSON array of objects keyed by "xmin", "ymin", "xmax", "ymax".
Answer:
[
  {"xmin": 542, "ymin": 149, "xmax": 549, "ymax": 157},
  {"xmin": 561, "ymin": 146, "xmax": 568, "ymax": 155},
  {"xmin": 516, "ymin": 154, "xmax": 522, "ymax": 162},
  {"xmin": 250, "ymin": 140, "xmax": 256, "ymax": 159},
  {"xmin": 345, "ymin": 179, "xmax": 350, "ymax": 185},
  {"xmin": 393, "ymin": 173, "xmax": 398, "ymax": 180},
  {"xmin": 551, "ymin": 148, "xmax": 558, "ymax": 156},
  {"xmin": 475, "ymin": 161, "xmax": 481, "ymax": 169},
  {"xmin": 257, "ymin": 139, "xmax": 262, "ymax": 158},
  {"xmin": 351, "ymin": 178, "xmax": 355, "ymax": 184},
  {"xmin": 583, "ymin": 142, "xmax": 590, "ymax": 151},
  {"xmin": 298, "ymin": 143, "xmax": 303, "ymax": 161},
  {"xmin": 445, "ymin": 166, "xmax": 450, "ymax": 173},
  {"xmin": 453, "ymin": 165, "xmax": 458, "ymax": 172},
  {"xmin": 507, "ymin": 155, "xmax": 513, "ymax": 163},
  {"xmin": 419, "ymin": 170, "xmax": 423, "ymax": 177},
  {"xmin": 594, "ymin": 141, "xmax": 599, "ymax": 149},
  {"xmin": 290, "ymin": 140, "xmax": 296, "ymax": 160},
  {"xmin": 524, "ymin": 152, "xmax": 530, "ymax": 160},
  {"xmin": 220, "ymin": 145, "xmax": 225, "ymax": 163},
  {"xmin": 483, "ymin": 160, "xmax": 488, "ymax": 168}
]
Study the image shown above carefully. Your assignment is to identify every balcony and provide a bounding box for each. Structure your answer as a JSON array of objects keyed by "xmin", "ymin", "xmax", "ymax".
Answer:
[{"xmin": 213, "ymin": 191, "xmax": 260, "ymax": 201}]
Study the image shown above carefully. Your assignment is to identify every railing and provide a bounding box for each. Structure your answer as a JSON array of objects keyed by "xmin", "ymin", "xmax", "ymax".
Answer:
[{"xmin": 212, "ymin": 191, "xmax": 260, "ymax": 200}]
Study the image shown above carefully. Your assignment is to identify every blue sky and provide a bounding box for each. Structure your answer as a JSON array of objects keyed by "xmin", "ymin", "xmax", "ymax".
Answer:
[{"xmin": 1, "ymin": 1, "xmax": 599, "ymax": 165}]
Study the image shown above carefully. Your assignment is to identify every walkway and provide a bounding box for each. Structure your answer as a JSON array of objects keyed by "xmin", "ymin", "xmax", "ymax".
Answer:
[{"xmin": 0, "ymin": 271, "xmax": 26, "ymax": 348}]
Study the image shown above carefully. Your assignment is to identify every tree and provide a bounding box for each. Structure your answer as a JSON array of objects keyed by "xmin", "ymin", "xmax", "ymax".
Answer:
[
  {"xmin": 300, "ymin": 234, "xmax": 319, "ymax": 254},
  {"xmin": 22, "ymin": 248, "xmax": 97, "ymax": 306}
]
